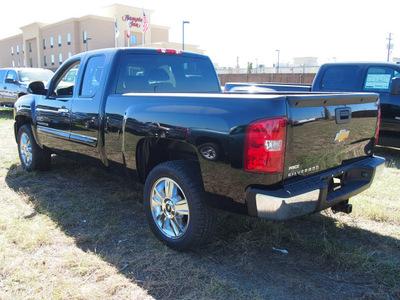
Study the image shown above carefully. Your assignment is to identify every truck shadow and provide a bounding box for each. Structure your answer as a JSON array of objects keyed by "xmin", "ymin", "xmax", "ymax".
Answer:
[
  {"xmin": 375, "ymin": 145, "xmax": 400, "ymax": 169},
  {"xmin": 5, "ymin": 157, "xmax": 399, "ymax": 299}
]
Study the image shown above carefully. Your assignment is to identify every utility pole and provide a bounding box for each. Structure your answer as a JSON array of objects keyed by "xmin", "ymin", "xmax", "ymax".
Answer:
[
  {"xmin": 182, "ymin": 21, "xmax": 190, "ymax": 50},
  {"xmin": 275, "ymin": 50, "xmax": 280, "ymax": 73},
  {"xmin": 387, "ymin": 33, "xmax": 394, "ymax": 62}
]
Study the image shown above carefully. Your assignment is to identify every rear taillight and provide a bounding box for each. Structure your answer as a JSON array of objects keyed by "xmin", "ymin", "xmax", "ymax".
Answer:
[
  {"xmin": 243, "ymin": 117, "xmax": 287, "ymax": 174},
  {"xmin": 374, "ymin": 106, "xmax": 381, "ymax": 147}
]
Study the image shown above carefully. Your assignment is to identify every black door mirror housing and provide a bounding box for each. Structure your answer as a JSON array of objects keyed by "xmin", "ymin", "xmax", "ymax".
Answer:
[{"xmin": 28, "ymin": 81, "xmax": 47, "ymax": 95}]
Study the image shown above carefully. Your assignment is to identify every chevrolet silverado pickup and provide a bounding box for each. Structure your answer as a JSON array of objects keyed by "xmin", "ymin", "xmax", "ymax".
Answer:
[
  {"xmin": 13, "ymin": 48, "xmax": 384, "ymax": 250},
  {"xmin": 0, "ymin": 68, "xmax": 53, "ymax": 107},
  {"xmin": 225, "ymin": 62, "xmax": 400, "ymax": 148}
]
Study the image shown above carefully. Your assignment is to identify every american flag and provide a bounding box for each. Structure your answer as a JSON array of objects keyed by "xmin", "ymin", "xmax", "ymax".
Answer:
[
  {"xmin": 126, "ymin": 16, "xmax": 130, "ymax": 38},
  {"xmin": 143, "ymin": 12, "xmax": 149, "ymax": 35}
]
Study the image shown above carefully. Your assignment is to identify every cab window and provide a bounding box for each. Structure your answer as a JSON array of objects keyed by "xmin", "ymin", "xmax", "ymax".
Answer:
[
  {"xmin": 320, "ymin": 66, "xmax": 359, "ymax": 91},
  {"xmin": 5, "ymin": 70, "xmax": 18, "ymax": 83},
  {"xmin": 116, "ymin": 54, "xmax": 220, "ymax": 93},
  {"xmin": 363, "ymin": 67, "xmax": 399, "ymax": 93},
  {"xmin": 80, "ymin": 55, "xmax": 105, "ymax": 98},
  {"xmin": 50, "ymin": 60, "xmax": 80, "ymax": 97}
]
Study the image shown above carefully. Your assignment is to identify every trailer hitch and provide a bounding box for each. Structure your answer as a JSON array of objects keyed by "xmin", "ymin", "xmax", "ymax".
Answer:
[{"xmin": 331, "ymin": 200, "xmax": 353, "ymax": 214}]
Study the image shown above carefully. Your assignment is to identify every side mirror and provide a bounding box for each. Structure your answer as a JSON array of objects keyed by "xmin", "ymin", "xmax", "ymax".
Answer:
[
  {"xmin": 390, "ymin": 77, "xmax": 400, "ymax": 95},
  {"xmin": 5, "ymin": 78, "xmax": 17, "ymax": 84},
  {"xmin": 28, "ymin": 81, "xmax": 47, "ymax": 95}
]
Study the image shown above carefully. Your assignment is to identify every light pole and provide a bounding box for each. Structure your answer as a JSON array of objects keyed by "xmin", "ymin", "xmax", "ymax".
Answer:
[
  {"xmin": 275, "ymin": 50, "xmax": 280, "ymax": 73},
  {"xmin": 85, "ymin": 37, "xmax": 92, "ymax": 52},
  {"xmin": 182, "ymin": 21, "xmax": 190, "ymax": 50}
]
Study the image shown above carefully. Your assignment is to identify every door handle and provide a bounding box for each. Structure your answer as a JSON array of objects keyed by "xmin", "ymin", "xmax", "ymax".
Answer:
[{"xmin": 58, "ymin": 108, "xmax": 69, "ymax": 113}]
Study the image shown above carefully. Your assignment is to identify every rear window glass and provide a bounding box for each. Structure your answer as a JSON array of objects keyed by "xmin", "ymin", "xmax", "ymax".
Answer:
[
  {"xmin": 320, "ymin": 66, "xmax": 359, "ymax": 91},
  {"xmin": 363, "ymin": 67, "xmax": 400, "ymax": 93},
  {"xmin": 116, "ymin": 54, "xmax": 221, "ymax": 93}
]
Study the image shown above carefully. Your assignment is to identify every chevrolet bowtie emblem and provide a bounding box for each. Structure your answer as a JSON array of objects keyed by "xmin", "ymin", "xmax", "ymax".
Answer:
[{"xmin": 335, "ymin": 129, "xmax": 350, "ymax": 142}]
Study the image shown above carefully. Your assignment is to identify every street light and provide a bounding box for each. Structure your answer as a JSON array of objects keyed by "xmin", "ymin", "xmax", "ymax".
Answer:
[
  {"xmin": 182, "ymin": 21, "xmax": 190, "ymax": 50},
  {"xmin": 275, "ymin": 50, "xmax": 280, "ymax": 73},
  {"xmin": 85, "ymin": 37, "xmax": 92, "ymax": 52}
]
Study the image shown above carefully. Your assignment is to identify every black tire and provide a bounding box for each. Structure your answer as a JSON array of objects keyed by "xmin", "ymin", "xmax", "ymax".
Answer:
[
  {"xmin": 17, "ymin": 124, "xmax": 51, "ymax": 172},
  {"xmin": 143, "ymin": 160, "xmax": 217, "ymax": 250}
]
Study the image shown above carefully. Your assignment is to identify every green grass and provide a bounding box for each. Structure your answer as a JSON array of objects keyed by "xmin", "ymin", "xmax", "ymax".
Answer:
[{"xmin": 0, "ymin": 108, "xmax": 399, "ymax": 299}]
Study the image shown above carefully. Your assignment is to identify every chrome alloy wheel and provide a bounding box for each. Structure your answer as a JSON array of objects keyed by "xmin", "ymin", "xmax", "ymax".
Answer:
[
  {"xmin": 150, "ymin": 177, "xmax": 190, "ymax": 239},
  {"xmin": 19, "ymin": 132, "xmax": 33, "ymax": 168},
  {"xmin": 200, "ymin": 145, "xmax": 217, "ymax": 160}
]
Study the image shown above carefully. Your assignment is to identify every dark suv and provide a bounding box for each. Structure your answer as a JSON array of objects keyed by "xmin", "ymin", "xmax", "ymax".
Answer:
[{"xmin": 0, "ymin": 68, "xmax": 53, "ymax": 107}]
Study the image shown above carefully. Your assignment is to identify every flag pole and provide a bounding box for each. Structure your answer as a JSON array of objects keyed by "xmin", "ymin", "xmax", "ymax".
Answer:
[
  {"xmin": 114, "ymin": 17, "xmax": 118, "ymax": 48},
  {"xmin": 142, "ymin": 9, "xmax": 144, "ymax": 47},
  {"xmin": 127, "ymin": 15, "xmax": 130, "ymax": 47}
]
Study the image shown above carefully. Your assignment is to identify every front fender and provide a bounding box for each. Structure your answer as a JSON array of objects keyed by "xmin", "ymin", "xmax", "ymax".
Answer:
[{"xmin": 13, "ymin": 94, "xmax": 37, "ymax": 142}]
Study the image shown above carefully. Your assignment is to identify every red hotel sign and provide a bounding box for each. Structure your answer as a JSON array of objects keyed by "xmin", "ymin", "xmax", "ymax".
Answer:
[{"xmin": 122, "ymin": 15, "xmax": 143, "ymax": 28}]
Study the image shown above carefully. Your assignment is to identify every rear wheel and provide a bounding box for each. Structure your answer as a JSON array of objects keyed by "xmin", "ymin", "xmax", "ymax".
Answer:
[
  {"xmin": 143, "ymin": 160, "xmax": 216, "ymax": 250},
  {"xmin": 17, "ymin": 124, "xmax": 51, "ymax": 172}
]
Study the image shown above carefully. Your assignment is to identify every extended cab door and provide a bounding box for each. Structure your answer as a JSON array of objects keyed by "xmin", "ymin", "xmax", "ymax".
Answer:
[
  {"xmin": 35, "ymin": 59, "xmax": 82, "ymax": 151},
  {"xmin": 69, "ymin": 54, "xmax": 107, "ymax": 160},
  {"xmin": 362, "ymin": 66, "xmax": 400, "ymax": 147}
]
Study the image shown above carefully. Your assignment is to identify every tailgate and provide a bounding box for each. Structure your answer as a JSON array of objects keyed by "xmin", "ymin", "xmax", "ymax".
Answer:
[{"xmin": 284, "ymin": 93, "xmax": 380, "ymax": 180}]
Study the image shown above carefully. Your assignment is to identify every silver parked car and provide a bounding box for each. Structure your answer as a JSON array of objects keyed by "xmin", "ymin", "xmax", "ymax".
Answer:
[{"xmin": 0, "ymin": 68, "xmax": 53, "ymax": 107}]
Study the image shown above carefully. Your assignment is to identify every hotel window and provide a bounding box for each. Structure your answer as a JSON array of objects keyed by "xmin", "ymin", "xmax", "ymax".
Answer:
[
  {"xmin": 12, "ymin": 61, "xmax": 15, "ymax": 67},
  {"xmin": 11, "ymin": 46, "xmax": 14, "ymax": 55},
  {"xmin": 44, "ymin": 56, "xmax": 47, "ymax": 66},
  {"xmin": 67, "ymin": 33, "xmax": 71, "ymax": 45},
  {"xmin": 22, "ymin": 44, "xmax": 25, "ymax": 53},
  {"xmin": 50, "ymin": 37, "xmax": 54, "ymax": 48},
  {"xmin": 29, "ymin": 42, "xmax": 32, "ymax": 53},
  {"xmin": 83, "ymin": 31, "xmax": 87, "ymax": 43},
  {"xmin": 58, "ymin": 35, "xmax": 62, "ymax": 47},
  {"xmin": 68, "ymin": 52, "xmax": 72, "ymax": 58},
  {"xmin": 30, "ymin": 58, "xmax": 33, "ymax": 67},
  {"xmin": 43, "ymin": 39, "xmax": 46, "ymax": 49},
  {"xmin": 18, "ymin": 60, "xmax": 20, "ymax": 67},
  {"xmin": 51, "ymin": 54, "xmax": 55, "ymax": 65},
  {"xmin": 59, "ymin": 53, "xmax": 63, "ymax": 65},
  {"xmin": 16, "ymin": 45, "xmax": 19, "ymax": 55}
]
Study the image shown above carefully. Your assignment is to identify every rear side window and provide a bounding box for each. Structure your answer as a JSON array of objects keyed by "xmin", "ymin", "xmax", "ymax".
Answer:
[
  {"xmin": 320, "ymin": 66, "xmax": 359, "ymax": 91},
  {"xmin": 363, "ymin": 67, "xmax": 399, "ymax": 93},
  {"xmin": 116, "ymin": 54, "xmax": 220, "ymax": 93},
  {"xmin": 80, "ymin": 55, "xmax": 105, "ymax": 97}
]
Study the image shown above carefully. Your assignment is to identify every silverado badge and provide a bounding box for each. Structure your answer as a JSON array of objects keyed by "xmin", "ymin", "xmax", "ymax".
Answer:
[{"xmin": 335, "ymin": 129, "xmax": 350, "ymax": 142}]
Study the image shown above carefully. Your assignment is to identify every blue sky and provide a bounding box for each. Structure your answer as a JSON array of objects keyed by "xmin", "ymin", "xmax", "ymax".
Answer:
[{"xmin": 2, "ymin": 0, "xmax": 398, "ymax": 68}]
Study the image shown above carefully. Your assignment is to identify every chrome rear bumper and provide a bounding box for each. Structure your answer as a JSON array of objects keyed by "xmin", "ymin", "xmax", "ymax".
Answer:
[{"xmin": 246, "ymin": 156, "xmax": 385, "ymax": 220}]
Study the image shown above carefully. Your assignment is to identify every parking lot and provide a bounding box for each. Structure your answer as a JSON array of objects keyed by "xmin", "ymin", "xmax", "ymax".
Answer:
[{"xmin": 0, "ymin": 107, "xmax": 399, "ymax": 299}]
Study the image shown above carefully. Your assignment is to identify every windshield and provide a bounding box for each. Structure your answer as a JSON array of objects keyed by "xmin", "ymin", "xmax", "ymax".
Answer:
[{"xmin": 18, "ymin": 69, "xmax": 54, "ymax": 82}]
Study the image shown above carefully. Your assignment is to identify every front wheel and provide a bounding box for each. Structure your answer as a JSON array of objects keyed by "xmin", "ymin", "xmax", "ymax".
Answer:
[
  {"xmin": 143, "ymin": 161, "xmax": 216, "ymax": 250},
  {"xmin": 17, "ymin": 124, "xmax": 51, "ymax": 172}
]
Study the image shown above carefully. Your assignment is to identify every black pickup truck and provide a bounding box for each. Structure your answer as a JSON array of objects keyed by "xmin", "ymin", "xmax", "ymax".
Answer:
[
  {"xmin": 14, "ymin": 48, "xmax": 384, "ymax": 250},
  {"xmin": 225, "ymin": 62, "xmax": 400, "ymax": 148}
]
